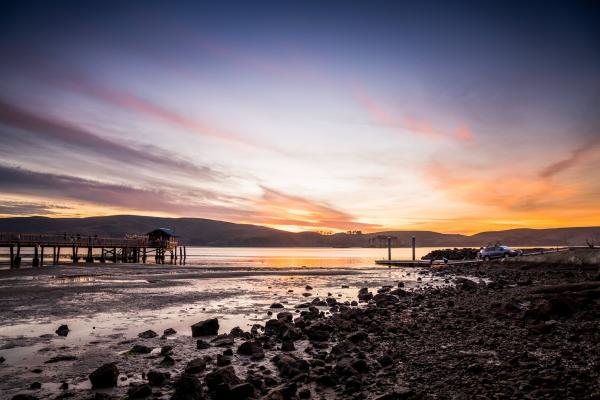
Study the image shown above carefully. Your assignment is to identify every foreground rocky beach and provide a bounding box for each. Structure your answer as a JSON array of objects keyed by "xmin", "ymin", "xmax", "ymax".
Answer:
[{"xmin": 4, "ymin": 252, "xmax": 600, "ymax": 400}]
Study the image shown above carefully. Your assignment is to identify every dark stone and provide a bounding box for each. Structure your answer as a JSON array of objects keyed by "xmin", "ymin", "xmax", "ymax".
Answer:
[
  {"xmin": 298, "ymin": 388, "xmax": 311, "ymax": 399},
  {"xmin": 56, "ymin": 325, "xmax": 70, "ymax": 337},
  {"xmin": 172, "ymin": 374, "xmax": 204, "ymax": 400},
  {"xmin": 347, "ymin": 330, "xmax": 368, "ymax": 343},
  {"xmin": 89, "ymin": 363, "xmax": 119, "ymax": 388},
  {"xmin": 229, "ymin": 383, "xmax": 255, "ymax": 399},
  {"xmin": 272, "ymin": 354, "xmax": 310, "ymax": 378},
  {"xmin": 129, "ymin": 345, "xmax": 152, "ymax": 354},
  {"xmin": 59, "ymin": 382, "xmax": 68, "ymax": 390},
  {"xmin": 211, "ymin": 334, "xmax": 234, "ymax": 347},
  {"xmin": 230, "ymin": 327, "xmax": 245, "ymax": 337},
  {"xmin": 147, "ymin": 370, "xmax": 170, "ymax": 386},
  {"xmin": 237, "ymin": 340, "xmax": 265, "ymax": 359},
  {"xmin": 44, "ymin": 355, "xmax": 78, "ymax": 363},
  {"xmin": 378, "ymin": 354, "xmax": 394, "ymax": 367},
  {"xmin": 277, "ymin": 312, "xmax": 294, "ymax": 322},
  {"xmin": 205, "ymin": 366, "xmax": 241, "ymax": 391},
  {"xmin": 358, "ymin": 288, "xmax": 373, "ymax": 301},
  {"xmin": 196, "ymin": 339, "xmax": 211, "ymax": 350},
  {"xmin": 216, "ymin": 354, "xmax": 231, "ymax": 366},
  {"xmin": 264, "ymin": 382, "xmax": 297, "ymax": 400},
  {"xmin": 159, "ymin": 355, "xmax": 175, "ymax": 367},
  {"xmin": 281, "ymin": 339, "xmax": 296, "ymax": 351},
  {"xmin": 138, "ymin": 330, "xmax": 158, "ymax": 339},
  {"xmin": 30, "ymin": 382, "xmax": 42, "ymax": 389},
  {"xmin": 185, "ymin": 358, "xmax": 207, "ymax": 374},
  {"xmin": 127, "ymin": 383, "xmax": 152, "ymax": 398},
  {"xmin": 11, "ymin": 395, "xmax": 39, "ymax": 400},
  {"xmin": 191, "ymin": 318, "xmax": 219, "ymax": 337},
  {"xmin": 163, "ymin": 328, "xmax": 177, "ymax": 336},
  {"xmin": 270, "ymin": 303, "xmax": 285, "ymax": 308}
]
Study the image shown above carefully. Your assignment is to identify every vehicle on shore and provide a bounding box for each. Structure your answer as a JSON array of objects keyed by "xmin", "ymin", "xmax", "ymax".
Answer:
[{"xmin": 478, "ymin": 245, "xmax": 522, "ymax": 261}]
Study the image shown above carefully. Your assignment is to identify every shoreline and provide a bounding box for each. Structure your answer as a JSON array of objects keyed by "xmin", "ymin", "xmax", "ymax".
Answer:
[{"xmin": 2, "ymin": 260, "xmax": 600, "ymax": 399}]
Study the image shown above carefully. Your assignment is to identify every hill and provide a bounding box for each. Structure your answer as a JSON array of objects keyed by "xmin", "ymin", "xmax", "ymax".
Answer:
[{"xmin": 0, "ymin": 216, "xmax": 598, "ymax": 247}]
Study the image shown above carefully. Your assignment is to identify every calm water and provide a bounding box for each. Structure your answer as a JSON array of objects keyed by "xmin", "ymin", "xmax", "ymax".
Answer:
[{"xmin": 0, "ymin": 246, "xmax": 442, "ymax": 269}]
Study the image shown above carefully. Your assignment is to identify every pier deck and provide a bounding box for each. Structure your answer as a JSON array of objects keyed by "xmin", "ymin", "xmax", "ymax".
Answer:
[{"xmin": 0, "ymin": 232, "xmax": 186, "ymax": 268}]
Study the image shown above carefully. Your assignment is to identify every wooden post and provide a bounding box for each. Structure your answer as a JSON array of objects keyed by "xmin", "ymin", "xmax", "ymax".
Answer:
[
  {"xmin": 15, "ymin": 244, "xmax": 21, "ymax": 268},
  {"xmin": 179, "ymin": 246, "xmax": 183, "ymax": 264},
  {"xmin": 72, "ymin": 245, "xmax": 77, "ymax": 263},
  {"xmin": 40, "ymin": 246, "xmax": 44, "ymax": 267},
  {"xmin": 113, "ymin": 247, "xmax": 117, "ymax": 263},
  {"xmin": 53, "ymin": 247, "xmax": 57, "ymax": 264},
  {"xmin": 86, "ymin": 246, "xmax": 93, "ymax": 263},
  {"xmin": 183, "ymin": 246, "xmax": 187, "ymax": 264},
  {"xmin": 142, "ymin": 247, "xmax": 147, "ymax": 263},
  {"xmin": 100, "ymin": 248, "xmax": 106, "ymax": 263},
  {"xmin": 412, "ymin": 236, "xmax": 416, "ymax": 261},
  {"xmin": 387, "ymin": 237, "xmax": 392, "ymax": 261},
  {"xmin": 174, "ymin": 246, "xmax": 177, "ymax": 261},
  {"xmin": 9, "ymin": 245, "xmax": 14, "ymax": 269},
  {"xmin": 33, "ymin": 245, "xmax": 39, "ymax": 267},
  {"xmin": 56, "ymin": 247, "xmax": 61, "ymax": 265}
]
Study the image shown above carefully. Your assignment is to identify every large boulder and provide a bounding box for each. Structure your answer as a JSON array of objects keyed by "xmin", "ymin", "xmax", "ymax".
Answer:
[
  {"xmin": 89, "ymin": 363, "xmax": 119, "ymax": 388},
  {"xmin": 147, "ymin": 369, "xmax": 170, "ymax": 386},
  {"xmin": 191, "ymin": 318, "xmax": 219, "ymax": 337},
  {"xmin": 138, "ymin": 330, "xmax": 158, "ymax": 339},
  {"xmin": 185, "ymin": 358, "xmax": 207, "ymax": 374}
]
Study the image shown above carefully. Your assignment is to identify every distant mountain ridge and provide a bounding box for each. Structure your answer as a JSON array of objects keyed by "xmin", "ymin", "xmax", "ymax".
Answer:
[{"xmin": 0, "ymin": 215, "xmax": 599, "ymax": 247}]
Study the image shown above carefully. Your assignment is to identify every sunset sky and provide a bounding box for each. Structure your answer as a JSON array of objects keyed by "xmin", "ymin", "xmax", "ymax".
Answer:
[{"xmin": 1, "ymin": 1, "xmax": 599, "ymax": 234}]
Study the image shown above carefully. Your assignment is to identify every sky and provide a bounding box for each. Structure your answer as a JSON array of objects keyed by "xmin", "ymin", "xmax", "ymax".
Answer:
[{"xmin": 0, "ymin": 0, "xmax": 599, "ymax": 234}]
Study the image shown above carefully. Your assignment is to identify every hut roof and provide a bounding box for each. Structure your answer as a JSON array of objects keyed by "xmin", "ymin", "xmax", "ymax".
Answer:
[{"xmin": 147, "ymin": 228, "xmax": 177, "ymax": 237}]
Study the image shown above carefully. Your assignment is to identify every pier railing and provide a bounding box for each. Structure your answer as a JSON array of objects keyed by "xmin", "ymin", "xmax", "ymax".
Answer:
[{"xmin": 0, "ymin": 232, "xmax": 150, "ymax": 247}]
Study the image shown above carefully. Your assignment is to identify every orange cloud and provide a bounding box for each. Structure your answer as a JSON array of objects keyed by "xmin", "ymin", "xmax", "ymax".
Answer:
[{"xmin": 252, "ymin": 187, "xmax": 380, "ymax": 231}]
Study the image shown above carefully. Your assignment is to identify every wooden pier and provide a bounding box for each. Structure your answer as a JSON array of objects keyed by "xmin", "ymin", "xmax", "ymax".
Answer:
[
  {"xmin": 375, "ymin": 259, "xmax": 483, "ymax": 267},
  {"xmin": 0, "ymin": 228, "xmax": 186, "ymax": 268}
]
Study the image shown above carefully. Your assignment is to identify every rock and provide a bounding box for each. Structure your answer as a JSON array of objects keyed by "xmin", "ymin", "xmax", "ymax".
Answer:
[
  {"xmin": 191, "ymin": 318, "xmax": 219, "ymax": 337},
  {"xmin": 455, "ymin": 277, "xmax": 478, "ymax": 291},
  {"xmin": 127, "ymin": 383, "xmax": 152, "ymax": 398},
  {"xmin": 159, "ymin": 355, "xmax": 175, "ymax": 367},
  {"xmin": 305, "ymin": 285, "xmax": 313, "ymax": 290},
  {"xmin": 129, "ymin": 344, "xmax": 152, "ymax": 354},
  {"xmin": 373, "ymin": 293, "xmax": 399, "ymax": 306},
  {"xmin": 89, "ymin": 363, "xmax": 119, "ymax": 388},
  {"xmin": 30, "ymin": 382, "xmax": 41, "ymax": 389},
  {"xmin": 196, "ymin": 339, "xmax": 211, "ymax": 350},
  {"xmin": 55, "ymin": 325, "xmax": 69, "ymax": 337},
  {"xmin": 184, "ymin": 358, "xmax": 207, "ymax": 374},
  {"xmin": 138, "ymin": 330, "xmax": 158, "ymax": 339},
  {"xmin": 342, "ymin": 285, "xmax": 349, "ymax": 288},
  {"xmin": 163, "ymin": 328, "xmax": 177, "ymax": 336},
  {"xmin": 358, "ymin": 288, "xmax": 373, "ymax": 301},
  {"xmin": 229, "ymin": 382, "xmax": 255, "ymax": 398},
  {"xmin": 281, "ymin": 339, "xmax": 296, "ymax": 351},
  {"xmin": 59, "ymin": 382, "xmax": 68, "ymax": 390},
  {"xmin": 263, "ymin": 382, "xmax": 297, "ymax": 400},
  {"xmin": 347, "ymin": 330, "xmax": 368, "ymax": 343},
  {"xmin": 302, "ymin": 293, "xmax": 311, "ymax": 297},
  {"xmin": 237, "ymin": 340, "xmax": 265, "ymax": 359},
  {"xmin": 270, "ymin": 303, "xmax": 285, "ymax": 308},
  {"xmin": 0, "ymin": 356, "xmax": 4, "ymax": 363},
  {"xmin": 44, "ymin": 355, "xmax": 78, "ymax": 363},
  {"xmin": 277, "ymin": 311, "xmax": 294, "ymax": 322},
  {"xmin": 373, "ymin": 387, "xmax": 415, "ymax": 400},
  {"xmin": 211, "ymin": 334, "xmax": 234, "ymax": 347},
  {"xmin": 230, "ymin": 326, "xmax": 245, "ymax": 337},
  {"xmin": 160, "ymin": 345, "xmax": 173, "ymax": 355},
  {"xmin": 525, "ymin": 297, "xmax": 576, "ymax": 320},
  {"xmin": 272, "ymin": 354, "xmax": 310, "ymax": 378},
  {"xmin": 216, "ymin": 353, "xmax": 231, "ymax": 366},
  {"xmin": 378, "ymin": 354, "xmax": 394, "ymax": 367},
  {"xmin": 11, "ymin": 395, "xmax": 39, "ymax": 400},
  {"xmin": 147, "ymin": 370, "xmax": 170, "ymax": 386},
  {"xmin": 298, "ymin": 388, "xmax": 311, "ymax": 399},
  {"xmin": 172, "ymin": 374, "xmax": 204, "ymax": 400},
  {"xmin": 205, "ymin": 366, "xmax": 241, "ymax": 391}
]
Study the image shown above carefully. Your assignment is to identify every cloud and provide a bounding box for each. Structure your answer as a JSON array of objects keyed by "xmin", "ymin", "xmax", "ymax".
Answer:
[
  {"xmin": 254, "ymin": 187, "xmax": 380, "ymax": 231},
  {"xmin": 0, "ymin": 100, "xmax": 219, "ymax": 179},
  {"xmin": 0, "ymin": 200, "xmax": 71, "ymax": 216},
  {"xmin": 352, "ymin": 85, "xmax": 476, "ymax": 144},
  {"xmin": 539, "ymin": 136, "xmax": 600, "ymax": 178}
]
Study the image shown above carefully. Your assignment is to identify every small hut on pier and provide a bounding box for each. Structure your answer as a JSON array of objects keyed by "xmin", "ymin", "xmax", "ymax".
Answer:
[{"xmin": 147, "ymin": 228, "xmax": 178, "ymax": 250}]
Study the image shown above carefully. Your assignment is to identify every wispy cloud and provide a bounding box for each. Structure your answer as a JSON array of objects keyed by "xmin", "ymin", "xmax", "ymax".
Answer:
[
  {"xmin": 0, "ymin": 100, "xmax": 219, "ymax": 179},
  {"xmin": 0, "ymin": 200, "xmax": 71, "ymax": 216},
  {"xmin": 540, "ymin": 136, "xmax": 600, "ymax": 178}
]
